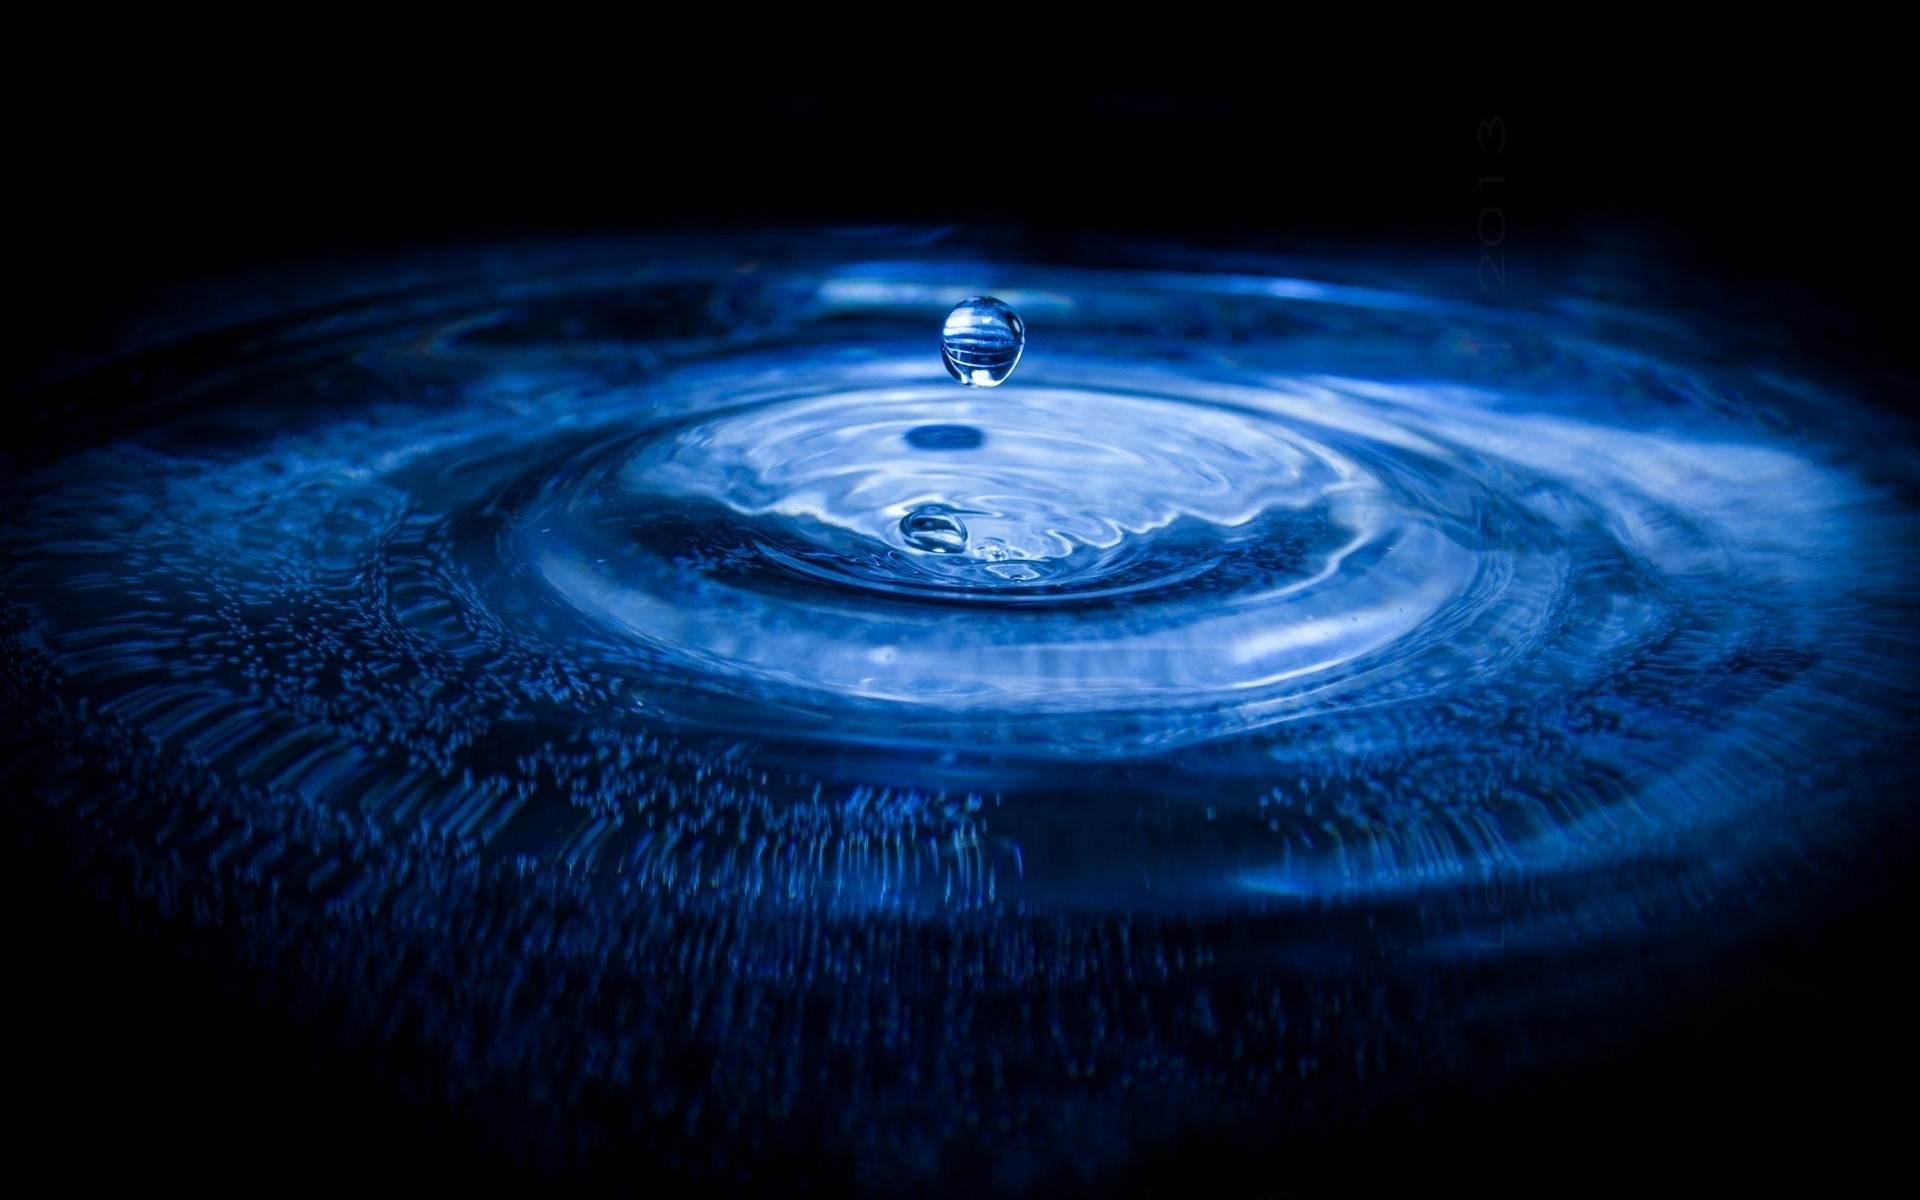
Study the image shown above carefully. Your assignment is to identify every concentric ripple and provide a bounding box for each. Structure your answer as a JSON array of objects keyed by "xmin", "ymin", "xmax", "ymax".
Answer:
[{"xmin": 2, "ymin": 236, "xmax": 1916, "ymax": 1193}]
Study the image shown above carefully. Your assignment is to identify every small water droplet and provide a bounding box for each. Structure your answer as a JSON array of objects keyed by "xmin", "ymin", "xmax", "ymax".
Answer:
[
  {"xmin": 900, "ymin": 504, "xmax": 968, "ymax": 553},
  {"xmin": 942, "ymin": 296, "xmax": 1024, "ymax": 387}
]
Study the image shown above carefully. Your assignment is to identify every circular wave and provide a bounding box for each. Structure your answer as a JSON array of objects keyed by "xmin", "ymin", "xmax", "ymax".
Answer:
[{"xmin": 3, "ymin": 236, "xmax": 1916, "ymax": 1193}]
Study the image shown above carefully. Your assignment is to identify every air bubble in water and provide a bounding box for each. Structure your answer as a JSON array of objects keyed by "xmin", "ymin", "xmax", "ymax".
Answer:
[
  {"xmin": 900, "ymin": 504, "xmax": 969, "ymax": 553},
  {"xmin": 941, "ymin": 296, "xmax": 1024, "ymax": 387}
]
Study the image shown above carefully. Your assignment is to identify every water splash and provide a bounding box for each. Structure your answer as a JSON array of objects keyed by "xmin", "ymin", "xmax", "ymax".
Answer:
[
  {"xmin": 900, "ymin": 503, "xmax": 970, "ymax": 553},
  {"xmin": 1, "ymin": 237, "xmax": 1914, "ymax": 1195}
]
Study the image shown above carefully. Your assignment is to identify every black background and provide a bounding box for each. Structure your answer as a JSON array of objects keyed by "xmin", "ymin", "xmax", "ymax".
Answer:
[
  {"xmin": 6, "ymin": 72, "xmax": 1917, "ymax": 1196},
  {"xmin": 12, "ymin": 78, "xmax": 1915, "ymax": 387}
]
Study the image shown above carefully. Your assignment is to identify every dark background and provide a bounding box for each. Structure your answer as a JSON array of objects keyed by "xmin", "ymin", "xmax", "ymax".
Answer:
[
  {"xmin": 6, "ymin": 76, "xmax": 1917, "ymax": 1194},
  {"xmin": 11, "ymin": 79, "xmax": 1914, "ymax": 387}
]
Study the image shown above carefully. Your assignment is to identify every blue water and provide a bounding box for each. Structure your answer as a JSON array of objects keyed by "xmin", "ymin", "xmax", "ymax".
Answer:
[{"xmin": 2, "ymin": 234, "xmax": 1915, "ymax": 1193}]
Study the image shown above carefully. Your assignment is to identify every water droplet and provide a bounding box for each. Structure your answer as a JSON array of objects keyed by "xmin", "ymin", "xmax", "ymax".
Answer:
[
  {"xmin": 900, "ymin": 504, "xmax": 968, "ymax": 553},
  {"xmin": 942, "ymin": 296, "xmax": 1025, "ymax": 387},
  {"xmin": 905, "ymin": 423, "xmax": 986, "ymax": 451}
]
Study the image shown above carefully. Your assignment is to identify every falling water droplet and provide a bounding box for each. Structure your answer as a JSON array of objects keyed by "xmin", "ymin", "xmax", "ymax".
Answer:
[
  {"xmin": 941, "ymin": 296, "xmax": 1025, "ymax": 387},
  {"xmin": 900, "ymin": 504, "xmax": 969, "ymax": 553}
]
